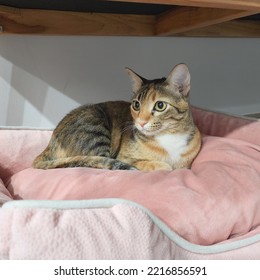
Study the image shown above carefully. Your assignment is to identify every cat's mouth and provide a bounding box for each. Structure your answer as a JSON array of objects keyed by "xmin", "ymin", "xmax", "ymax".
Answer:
[{"xmin": 135, "ymin": 123, "xmax": 164, "ymax": 137}]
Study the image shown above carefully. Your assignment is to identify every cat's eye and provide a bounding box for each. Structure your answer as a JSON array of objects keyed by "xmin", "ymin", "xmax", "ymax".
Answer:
[
  {"xmin": 154, "ymin": 101, "xmax": 167, "ymax": 112},
  {"xmin": 132, "ymin": 100, "xmax": 140, "ymax": 111}
]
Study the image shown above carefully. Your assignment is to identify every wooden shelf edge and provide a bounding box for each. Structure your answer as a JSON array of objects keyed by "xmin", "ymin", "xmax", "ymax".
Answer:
[
  {"xmin": 176, "ymin": 20, "xmax": 260, "ymax": 37},
  {"xmin": 0, "ymin": 4, "xmax": 259, "ymax": 37},
  {"xmin": 0, "ymin": 6, "xmax": 155, "ymax": 36},
  {"xmin": 108, "ymin": 0, "xmax": 260, "ymax": 11}
]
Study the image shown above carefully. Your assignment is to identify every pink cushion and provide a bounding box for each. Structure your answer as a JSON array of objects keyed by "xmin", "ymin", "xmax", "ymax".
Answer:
[
  {"xmin": 0, "ymin": 178, "xmax": 12, "ymax": 206},
  {"xmin": 6, "ymin": 134, "xmax": 260, "ymax": 245}
]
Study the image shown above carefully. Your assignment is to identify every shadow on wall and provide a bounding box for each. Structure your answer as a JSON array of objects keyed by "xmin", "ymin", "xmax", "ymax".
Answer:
[
  {"xmin": 3, "ymin": 61, "xmax": 84, "ymax": 127},
  {"xmin": 6, "ymin": 65, "xmax": 48, "ymax": 126},
  {"xmin": 1, "ymin": 35, "xmax": 260, "ymax": 127},
  {"xmin": 2, "ymin": 36, "xmax": 173, "ymax": 126}
]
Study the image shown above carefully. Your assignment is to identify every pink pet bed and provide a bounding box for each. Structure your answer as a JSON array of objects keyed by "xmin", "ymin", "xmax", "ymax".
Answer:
[{"xmin": 0, "ymin": 107, "xmax": 260, "ymax": 259}]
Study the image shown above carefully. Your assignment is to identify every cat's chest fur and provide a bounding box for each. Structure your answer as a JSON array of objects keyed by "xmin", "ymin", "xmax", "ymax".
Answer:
[{"xmin": 155, "ymin": 133, "xmax": 189, "ymax": 166}]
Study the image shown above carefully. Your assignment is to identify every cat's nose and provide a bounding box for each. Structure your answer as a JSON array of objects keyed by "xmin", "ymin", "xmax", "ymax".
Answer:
[{"xmin": 138, "ymin": 120, "xmax": 148, "ymax": 128}]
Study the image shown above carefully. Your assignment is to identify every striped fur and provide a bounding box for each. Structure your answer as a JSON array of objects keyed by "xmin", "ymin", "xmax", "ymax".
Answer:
[{"xmin": 33, "ymin": 64, "xmax": 201, "ymax": 171}]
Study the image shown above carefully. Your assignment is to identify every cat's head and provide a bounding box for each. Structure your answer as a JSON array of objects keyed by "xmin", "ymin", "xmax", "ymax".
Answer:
[{"xmin": 126, "ymin": 63, "xmax": 192, "ymax": 136}]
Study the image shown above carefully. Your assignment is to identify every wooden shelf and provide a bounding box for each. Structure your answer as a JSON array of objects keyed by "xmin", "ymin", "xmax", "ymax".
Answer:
[{"xmin": 0, "ymin": 0, "xmax": 260, "ymax": 37}]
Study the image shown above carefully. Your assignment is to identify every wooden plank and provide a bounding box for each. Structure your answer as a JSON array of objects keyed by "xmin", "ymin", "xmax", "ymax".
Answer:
[
  {"xmin": 0, "ymin": 5, "xmax": 20, "ymax": 15},
  {"xmin": 156, "ymin": 7, "xmax": 257, "ymax": 35},
  {"xmin": 177, "ymin": 20, "xmax": 260, "ymax": 37},
  {"xmin": 108, "ymin": 0, "xmax": 260, "ymax": 11},
  {"xmin": 0, "ymin": 6, "xmax": 155, "ymax": 36},
  {"xmin": 0, "ymin": 4, "xmax": 259, "ymax": 37}
]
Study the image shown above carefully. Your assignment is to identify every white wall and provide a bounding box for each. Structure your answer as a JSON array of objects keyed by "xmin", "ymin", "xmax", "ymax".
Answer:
[{"xmin": 0, "ymin": 35, "xmax": 260, "ymax": 128}]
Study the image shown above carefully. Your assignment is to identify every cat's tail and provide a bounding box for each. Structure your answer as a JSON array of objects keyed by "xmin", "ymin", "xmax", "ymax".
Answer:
[{"xmin": 33, "ymin": 155, "xmax": 136, "ymax": 170}]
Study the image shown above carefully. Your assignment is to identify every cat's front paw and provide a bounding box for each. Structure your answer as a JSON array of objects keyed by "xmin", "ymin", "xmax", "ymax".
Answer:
[
  {"xmin": 149, "ymin": 162, "xmax": 172, "ymax": 171},
  {"xmin": 134, "ymin": 161, "xmax": 172, "ymax": 172}
]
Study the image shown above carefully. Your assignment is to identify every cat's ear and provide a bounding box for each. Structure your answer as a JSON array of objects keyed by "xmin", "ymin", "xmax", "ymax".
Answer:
[
  {"xmin": 126, "ymin": 68, "xmax": 146, "ymax": 93},
  {"xmin": 165, "ymin": 63, "xmax": 191, "ymax": 96}
]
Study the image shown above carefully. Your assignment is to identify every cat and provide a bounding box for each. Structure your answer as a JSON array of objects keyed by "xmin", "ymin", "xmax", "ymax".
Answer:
[{"xmin": 33, "ymin": 63, "xmax": 201, "ymax": 172}]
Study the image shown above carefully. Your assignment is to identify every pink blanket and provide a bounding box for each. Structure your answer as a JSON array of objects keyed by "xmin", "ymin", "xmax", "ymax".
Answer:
[{"xmin": 0, "ymin": 108, "xmax": 260, "ymax": 259}]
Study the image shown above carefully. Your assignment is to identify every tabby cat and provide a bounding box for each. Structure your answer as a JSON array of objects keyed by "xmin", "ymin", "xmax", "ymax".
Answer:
[{"xmin": 33, "ymin": 63, "xmax": 201, "ymax": 171}]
